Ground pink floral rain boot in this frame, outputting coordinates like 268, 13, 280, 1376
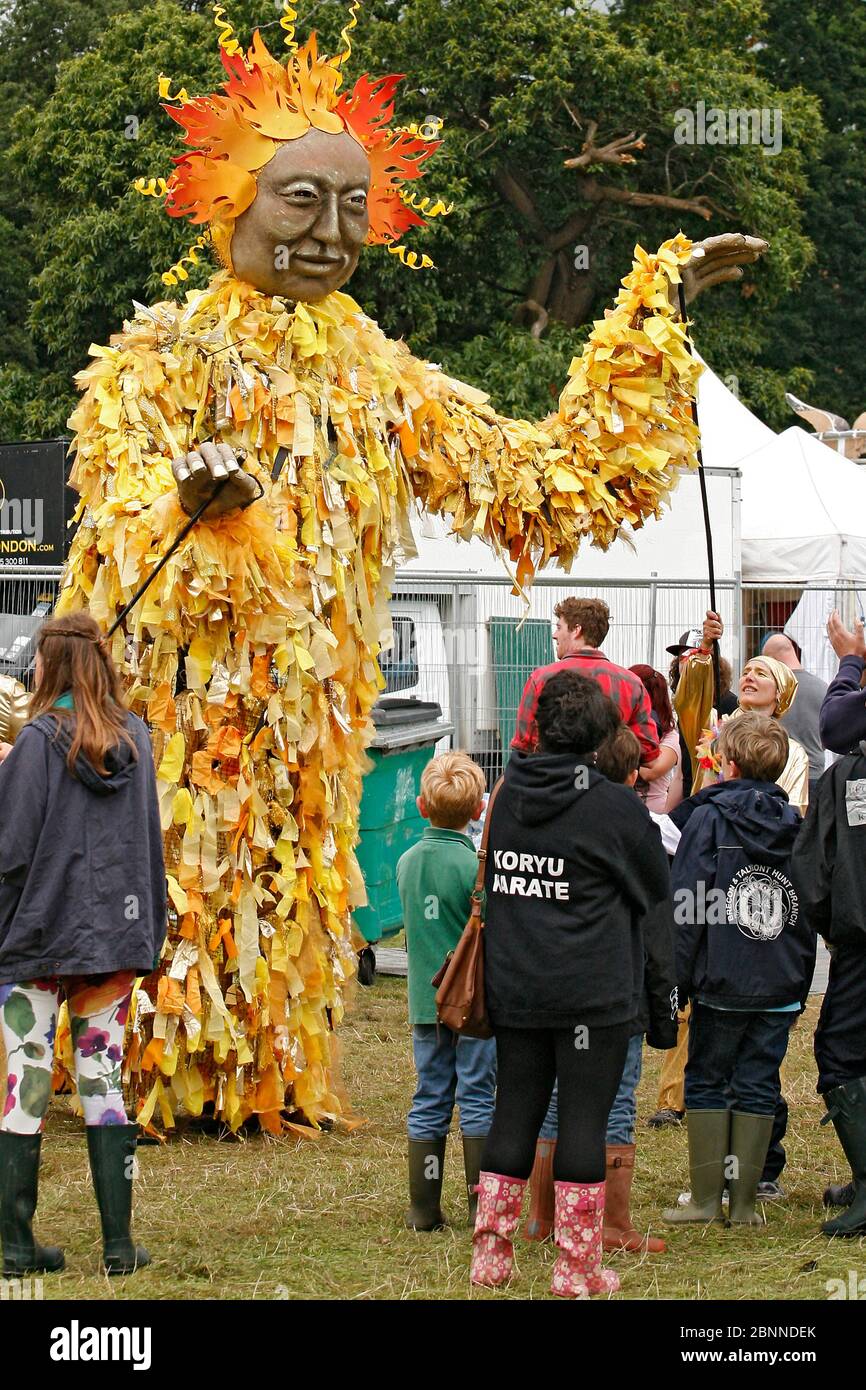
551, 1180, 621, 1299
470, 1171, 527, 1288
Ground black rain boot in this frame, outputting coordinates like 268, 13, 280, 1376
405, 1137, 447, 1231
86, 1125, 151, 1274
820, 1079, 866, 1237
823, 1181, 856, 1208
0, 1130, 65, 1275
461, 1136, 487, 1224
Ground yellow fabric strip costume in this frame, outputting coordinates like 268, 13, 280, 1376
56, 18, 704, 1132
57, 246, 701, 1131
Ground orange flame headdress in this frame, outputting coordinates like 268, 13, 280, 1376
138, 3, 452, 284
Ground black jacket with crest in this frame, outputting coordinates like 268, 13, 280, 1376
793, 745, 866, 950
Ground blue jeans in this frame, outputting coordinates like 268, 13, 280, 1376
408, 1024, 497, 1140
685, 1003, 796, 1114
538, 1032, 644, 1145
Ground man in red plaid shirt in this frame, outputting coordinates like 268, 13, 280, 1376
511, 597, 660, 764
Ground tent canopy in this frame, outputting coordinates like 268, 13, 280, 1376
697, 364, 866, 583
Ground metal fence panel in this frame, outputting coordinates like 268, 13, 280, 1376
390, 574, 743, 782
1, 566, 854, 779
0, 567, 62, 682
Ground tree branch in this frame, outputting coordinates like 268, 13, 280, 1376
547, 209, 594, 254
580, 177, 716, 220
561, 100, 586, 133
563, 129, 646, 171
493, 167, 547, 238
513, 298, 550, 339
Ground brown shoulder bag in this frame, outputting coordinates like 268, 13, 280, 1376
431, 777, 503, 1038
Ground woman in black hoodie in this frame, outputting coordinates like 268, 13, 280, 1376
0, 613, 166, 1278
470, 672, 673, 1297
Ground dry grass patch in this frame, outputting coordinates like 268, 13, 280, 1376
31, 986, 864, 1301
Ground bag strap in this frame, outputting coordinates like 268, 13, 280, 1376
471, 775, 504, 903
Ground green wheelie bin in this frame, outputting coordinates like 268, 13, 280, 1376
353, 698, 454, 954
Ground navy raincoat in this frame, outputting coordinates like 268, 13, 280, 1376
0, 711, 166, 983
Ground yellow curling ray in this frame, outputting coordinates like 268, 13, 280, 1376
158, 74, 189, 104
212, 3, 242, 57
279, 0, 299, 53
388, 243, 435, 270
333, 0, 361, 85
161, 234, 211, 287
399, 191, 453, 217
134, 177, 170, 199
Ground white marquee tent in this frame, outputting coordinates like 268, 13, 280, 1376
697, 361, 866, 681
697, 363, 866, 585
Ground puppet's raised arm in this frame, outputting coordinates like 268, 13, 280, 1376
405, 234, 747, 589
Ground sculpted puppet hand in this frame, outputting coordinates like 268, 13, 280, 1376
679, 232, 768, 305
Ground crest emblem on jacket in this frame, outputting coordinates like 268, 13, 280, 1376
726, 865, 798, 942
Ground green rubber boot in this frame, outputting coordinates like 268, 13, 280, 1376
405, 1137, 447, 1231
821, 1079, 866, 1237
0, 1131, 65, 1276
663, 1109, 730, 1223
86, 1125, 151, 1275
461, 1136, 487, 1224
728, 1111, 774, 1226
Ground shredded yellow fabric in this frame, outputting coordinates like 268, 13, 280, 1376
57, 234, 702, 1131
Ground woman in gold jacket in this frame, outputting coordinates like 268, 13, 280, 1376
0, 675, 29, 757
674, 622, 809, 816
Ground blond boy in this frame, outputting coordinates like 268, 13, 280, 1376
396, 752, 494, 1230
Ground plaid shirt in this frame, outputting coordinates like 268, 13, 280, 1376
511, 649, 661, 763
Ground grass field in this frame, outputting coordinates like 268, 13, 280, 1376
30, 982, 865, 1301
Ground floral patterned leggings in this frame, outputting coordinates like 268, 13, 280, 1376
0, 971, 134, 1134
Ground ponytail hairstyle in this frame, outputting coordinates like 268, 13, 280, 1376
630, 663, 675, 737
29, 612, 137, 776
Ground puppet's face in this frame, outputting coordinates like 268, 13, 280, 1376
229, 128, 371, 301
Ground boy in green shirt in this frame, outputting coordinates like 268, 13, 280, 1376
397, 751, 496, 1230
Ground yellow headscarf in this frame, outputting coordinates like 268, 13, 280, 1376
742, 655, 798, 719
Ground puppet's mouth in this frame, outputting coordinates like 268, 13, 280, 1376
293, 254, 343, 272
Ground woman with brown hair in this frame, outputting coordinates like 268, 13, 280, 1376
629, 663, 681, 812
0, 613, 166, 1278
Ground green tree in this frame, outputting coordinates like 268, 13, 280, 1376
0, 0, 134, 435
757, 0, 866, 429
0, 0, 823, 439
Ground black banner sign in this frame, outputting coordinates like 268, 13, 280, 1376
0, 438, 73, 567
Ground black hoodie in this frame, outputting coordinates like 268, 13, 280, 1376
793, 745, 866, 949
670, 780, 816, 1010
0, 712, 167, 983
483, 751, 674, 1030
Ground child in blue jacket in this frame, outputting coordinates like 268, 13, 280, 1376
663, 713, 816, 1227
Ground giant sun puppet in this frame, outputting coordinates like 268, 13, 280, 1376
55, 3, 765, 1131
